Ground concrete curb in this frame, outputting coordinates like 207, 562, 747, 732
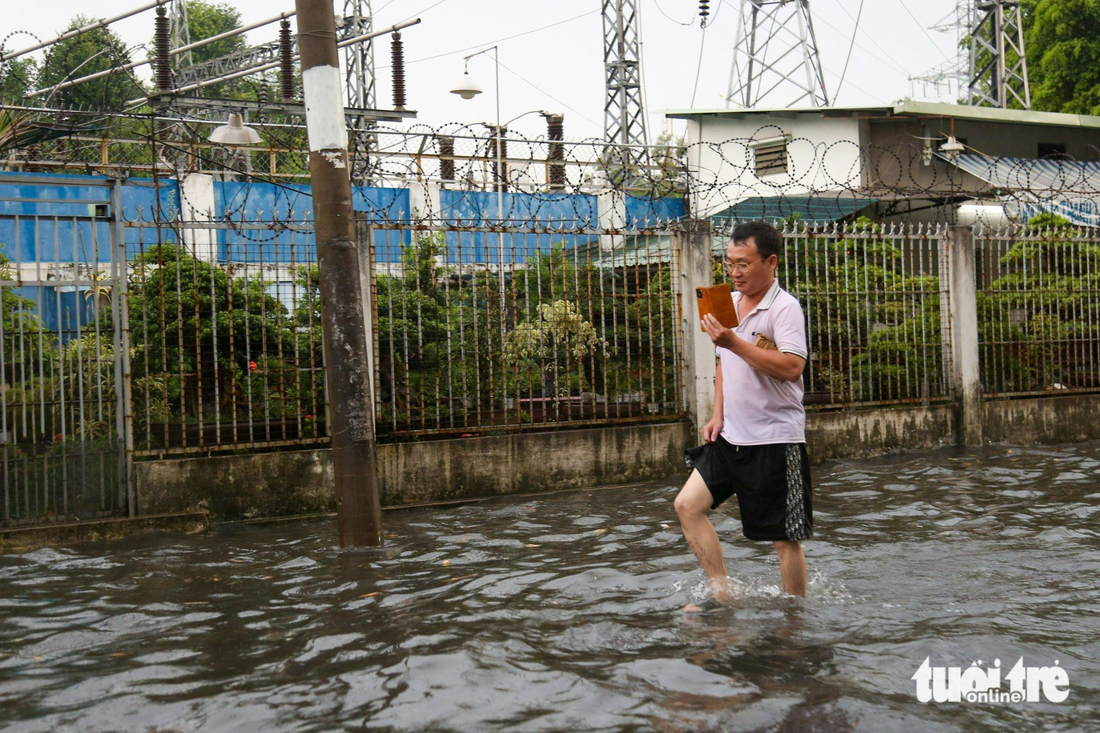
0, 512, 210, 554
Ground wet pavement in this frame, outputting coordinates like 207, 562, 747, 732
1, 442, 1099, 732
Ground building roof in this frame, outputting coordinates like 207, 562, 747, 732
711, 194, 877, 223
662, 101, 1100, 130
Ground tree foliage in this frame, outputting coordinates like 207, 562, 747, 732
0, 58, 37, 104
180, 1, 248, 65
37, 17, 145, 110
1023, 0, 1100, 114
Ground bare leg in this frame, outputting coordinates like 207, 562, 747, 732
774, 540, 807, 596
674, 469, 730, 611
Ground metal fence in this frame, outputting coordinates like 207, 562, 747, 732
722, 221, 954, 409
119, 205, 687, 454
0, 176, 131, 526
121, 207, 328, 456
976, 224, 1100, 397
7, 169, 1100, 529
370, 220, 685, 437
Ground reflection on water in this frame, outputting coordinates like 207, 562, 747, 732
1, 443, 1099, 732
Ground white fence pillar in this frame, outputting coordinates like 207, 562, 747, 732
946, 225, 983, 445
598, 190, 626, 251
676, 219, 716, 436
179, 173, 217, 262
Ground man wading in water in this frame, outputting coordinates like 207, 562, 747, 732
674, 221, 813, 612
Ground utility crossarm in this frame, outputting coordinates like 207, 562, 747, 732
173, 38, 292, 89
127, 17, 420, 107
25, 11, 298, 98
147, 94, 414, 122
0, 0, 172, 62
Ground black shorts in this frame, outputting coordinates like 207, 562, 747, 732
684, 438, 813, 542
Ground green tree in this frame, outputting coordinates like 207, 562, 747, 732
0, 57, 37, 104
1023, 0, 1100, 114
121, 244, 319, 447
504, 300, 604, 398
784, 219, 945, 403
180, 1, 247, 64
978, 214, 1100, 393
171, 1, 263, 100
37, 17, 145, 110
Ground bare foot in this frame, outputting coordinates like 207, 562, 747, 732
683, 598, 725, 613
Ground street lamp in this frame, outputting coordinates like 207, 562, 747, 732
209, 113, 262, 180
450, 46, 503, 214
208, 113, 263, 145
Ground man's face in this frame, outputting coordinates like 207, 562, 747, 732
725, 237, 776, 296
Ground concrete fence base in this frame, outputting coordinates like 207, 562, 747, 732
134, 394, 1100, 522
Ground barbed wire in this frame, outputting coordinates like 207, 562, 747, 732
4, 107, 1100, 229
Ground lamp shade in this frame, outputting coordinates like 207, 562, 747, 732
450, 71, 483, 100
209, 113, 262, 145
939, 136, 965, 156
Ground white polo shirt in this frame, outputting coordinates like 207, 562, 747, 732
718, 279, 808, 445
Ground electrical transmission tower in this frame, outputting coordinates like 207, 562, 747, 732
910, 1, 1030, 109
603, 0, 648, 151
726, 0, 829, 109
342, 0, 376, 110
169, 0, 193, 70
968, 1, 1030, 109
342, 0, 380, 184
909, 1, 969, 101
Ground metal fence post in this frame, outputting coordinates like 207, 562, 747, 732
946, 225, 983, 445
358, 224, 377, 419
110, 178, 135, 516
676, 219, 716, 437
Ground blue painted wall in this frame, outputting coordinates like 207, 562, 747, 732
0, 173, 683, 331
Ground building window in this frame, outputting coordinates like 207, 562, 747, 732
752, 136, 789, 176
1038, 142, 1068, 159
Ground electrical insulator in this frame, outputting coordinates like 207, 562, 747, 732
391, 31, 407, 111
279, 19, 295, 102
699, 1, 710, 27
438, 136, 455, 181
154, 5, 172, 93
545, 114, 565, 191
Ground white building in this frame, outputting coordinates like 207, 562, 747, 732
665, 101, 1100, 226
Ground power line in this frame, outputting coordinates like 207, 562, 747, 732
395, 0, 451, 26
690, 25, 707, 108
495, 58, 600, 127
833, 0, 866, 102
896, 0, 953, 62
809, 0, 909, 77
381, 9, 599, 68
651, 0, 694, 26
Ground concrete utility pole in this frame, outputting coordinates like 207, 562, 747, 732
295, 0, 383, 548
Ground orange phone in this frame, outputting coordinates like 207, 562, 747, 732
696, 283, 739, 331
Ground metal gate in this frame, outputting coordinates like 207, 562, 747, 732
0, 175, 131, 527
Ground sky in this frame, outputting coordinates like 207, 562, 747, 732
5, 0, 963, 141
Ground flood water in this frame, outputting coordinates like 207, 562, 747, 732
2, 443, 1099, 732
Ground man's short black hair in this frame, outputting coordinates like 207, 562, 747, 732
731, 221, 783, 262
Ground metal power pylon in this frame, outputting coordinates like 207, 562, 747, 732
726, 0, 829, 109
909, 0, 970, 101
603, 0, 648, 149
342, 0, 376, 109
342, 0, 379, 183
968, 1, 1030, 109
168, 0, 194, 71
